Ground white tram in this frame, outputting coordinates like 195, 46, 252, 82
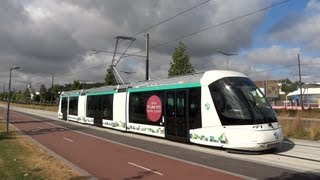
58, 70, 283, 151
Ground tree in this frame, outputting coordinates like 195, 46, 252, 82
105, 66, 117, 85
52, 84, 63, 95
33, 90, 40, 102
39, 84, 47, 103
12, 90, 20, 102
168, 42, 195, 77
11, 90, 17, 103
71, 80, 81, 90
279, 78, 298, 95
0, 92, 5, 101
47, 84, 63, 104
22, 87, 30, 103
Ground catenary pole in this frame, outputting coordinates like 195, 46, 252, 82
50, 73, 54, 105
298, 53, 304, 110
146, 33, 149, 81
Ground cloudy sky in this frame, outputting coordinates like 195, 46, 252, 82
0, 0, 319, 91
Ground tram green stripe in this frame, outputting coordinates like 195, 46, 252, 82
61, 83, 200, 96
87, 91, 116, 96
128, 82, 200, 92
62, 93, 79, 97
61, 90, 116, 97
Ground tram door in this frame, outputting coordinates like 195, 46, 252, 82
61, 97, 68, 120
165, 90, 189, 141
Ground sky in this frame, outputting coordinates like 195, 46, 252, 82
0, 0, 319, 91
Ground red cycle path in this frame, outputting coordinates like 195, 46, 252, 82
1, 109, 245, 179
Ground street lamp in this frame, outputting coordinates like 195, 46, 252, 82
217, 50, 238, 70
6, 66, 20, 132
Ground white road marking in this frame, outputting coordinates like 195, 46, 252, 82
63, 137, 74, 142
128, 162, 163, 176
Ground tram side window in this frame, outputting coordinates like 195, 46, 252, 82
176, 94, 186, 117
189, 88, 201, 129
129, 91, 164, 125
87, 96, 94, 117
102, 95, 113, 120
87, 95, 113, 120
87, 95, 102, 118
166, 96, 174, 117
61, 97, 68, 111
69, 97, 78, 116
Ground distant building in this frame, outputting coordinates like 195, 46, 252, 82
255, 80, 320, 109
254, 80, 283, 107
254, 80, 284, 97
287, 85, 320, 108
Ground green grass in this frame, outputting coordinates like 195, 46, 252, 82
0, 129, 44, 180
0, 121, 83, 180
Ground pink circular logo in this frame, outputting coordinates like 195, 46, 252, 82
146, 95, 162, 122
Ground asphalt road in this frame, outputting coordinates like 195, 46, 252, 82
1, 108, 319, 179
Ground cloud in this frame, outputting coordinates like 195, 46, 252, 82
63, 0, 266, 57
307, 0, 320, 13
1, 0, 317, 91
238, 46, 320, 83
245, 45, 301, 65
192, 45, 303, 82
267, 0, 320, 50
0, 0, 84, 88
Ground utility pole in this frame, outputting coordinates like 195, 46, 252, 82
2, 84, 5, 100
264, 72, 268, 97
298, 53, 304, 110
146, 33, 149, 81
50, 73, 54, 105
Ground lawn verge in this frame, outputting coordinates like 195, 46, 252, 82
0, 120, 86, 180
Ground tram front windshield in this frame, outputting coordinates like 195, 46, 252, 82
209, 77, 277, 125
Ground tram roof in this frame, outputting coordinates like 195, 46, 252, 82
61, 70, 246, 96
128, 70, 245, 89
127, 72, 203, 92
